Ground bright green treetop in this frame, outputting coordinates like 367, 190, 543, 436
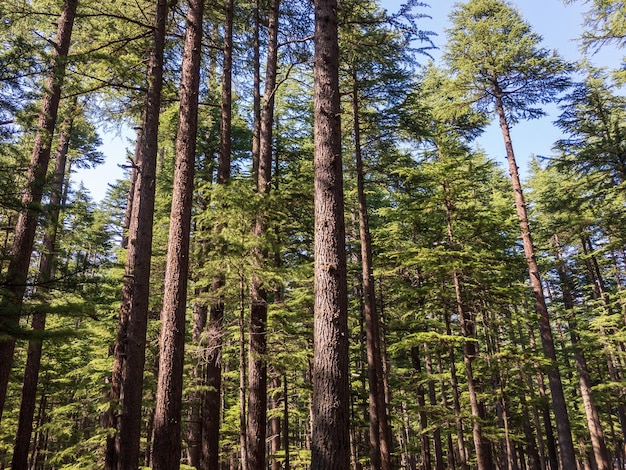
444, 0, 572, 124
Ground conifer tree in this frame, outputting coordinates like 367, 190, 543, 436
311, 0, 350, 466
104, 0, 167, 467
0, 0, 78, 420
445, 1, 576, 467
151, 0, 203, 467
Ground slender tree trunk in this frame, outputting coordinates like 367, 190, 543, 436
239, 272, 249, 470
251, 0, 261, 182
0, 0, 77, 419
188, 296, 207, 468
412, 348, 432, 470
151, 0, 203, 467
494, 92, 577, 470
200, 1, 233, 464
424, 345, 445, 470
311, 0, 350, 466
351, 72, 392, 470
105, 0, 167, 466
444, 312, 469, 470
12, 104, 74, 468
270, 374, 282, 470
443, 181, 494, 470
247, 1, 280, 468
283, 373, 290, 470
553, 237, 611, 470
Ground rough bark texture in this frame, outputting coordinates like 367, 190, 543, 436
554, 238, 610, 470
151, 0, 203, 467
443, 184, 495, 470
12, 105, 74, 468
0, 0, 77, 419
200, 0, 232, 465
352, 79, 392, 470
495, 93, 577, 470
105, 0, 167, 466
247, 0, 280, 467
311, 0, 350, 466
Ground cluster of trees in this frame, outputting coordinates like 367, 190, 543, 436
0, 0, 625, 469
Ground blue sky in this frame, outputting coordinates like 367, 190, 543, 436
75, 0, 621, 201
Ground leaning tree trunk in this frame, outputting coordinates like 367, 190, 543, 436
494, 91, 577, 470
104, 0, 167, 467
151, 0, 203, 467
12, 103, 75, 468
311, 0, 350, 466
0, 0, 77, 420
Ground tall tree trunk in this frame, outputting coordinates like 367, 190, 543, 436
494, 92, 577, 470
247, 0, 280, 468
444, 312, 469, 470
104, 0, 167, 466
424, 345, 445, 470
201, 0, 233, 464
151, 0, 203, 467
239, 272, 249, 470
12, 104, 74, 468
311, 0, 350, 466
411, 348, 432, 470
443, 181, 494, 470
554, 237, 611, 470
270, 374, 282, 470
351, 72, 392, 470
188, 297, 207, 468
0, 0, 77, 419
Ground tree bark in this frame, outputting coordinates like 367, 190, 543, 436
494, 92, 577, 470
104, 0, 167, 466
311, 0, 350, 466
352, 72, 392, 470
0, 0, 77, 420
247, 0, 280, 467
554, 237, 611, 470
151, 0, 203, 467
12, 104, 74, 468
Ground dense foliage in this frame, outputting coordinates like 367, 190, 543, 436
0, 0, 625, 469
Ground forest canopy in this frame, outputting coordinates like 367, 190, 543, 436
0, 0, 625, 469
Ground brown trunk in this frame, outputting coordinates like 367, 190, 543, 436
251, 0, 261, 181
187, 297, 207, 468
200, 1, 232, 463
311, 0, 350, 466
494, 92, 576, 470
247, 1, 280, 468
105, 0, 167, 467
554, 237, 611, 470
0, 0, 77, 419
151, 0, 203, 467
283, 374, 290, 469
411, 348, 431, 470
270, 374, 282, 470
201, 278, 225, 469
239, 273, 249, 470
424, 346, 445, 470
444, 312, 469, 470
443, 182, 494, 470
352, 72, 392, 470
12, 104, 74, 468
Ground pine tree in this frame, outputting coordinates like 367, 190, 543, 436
311, 0, 350, 466
445, 1, 576, 467
151, 0, 203, 467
